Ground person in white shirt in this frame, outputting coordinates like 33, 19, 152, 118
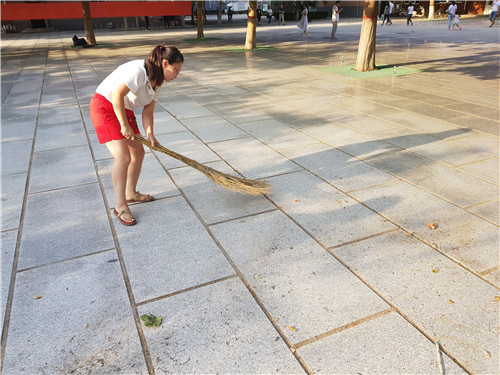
90, 45, 183, 226
446, 1, 458, 29
331, 1, 343, 39
452, 14, 462, 30
489, 0, 500, 27
407, 3, 414, 26
267, 6, 273, 24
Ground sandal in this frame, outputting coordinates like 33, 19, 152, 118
126, 191, 155, 203
113, 208, 137, 226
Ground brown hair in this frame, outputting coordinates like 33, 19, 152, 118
145, 45, 184, 88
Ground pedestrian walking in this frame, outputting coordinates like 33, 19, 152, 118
331, 1, 342, 39
452, 14, 462, 30
257, 5, 262, 25
297, 4, 309, 35
89, 45, 183, 226
446, 1, 457, 30
144, 16, 150, 30
227, 6, 233, 23
381, 3, 391, 26
267, 6, 273, 24
489, 0, 500, 27
278, 4, 286, 25
407, 3, 414, 26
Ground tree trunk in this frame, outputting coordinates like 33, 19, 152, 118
428, 0, 435, 19
82, 1, 96, 46
197, 1, 204, 39
244, 1, 257, 50
353, 1, 378, 72
218, 0, 222, 25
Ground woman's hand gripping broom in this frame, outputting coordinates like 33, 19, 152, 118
134, 135, 272, 195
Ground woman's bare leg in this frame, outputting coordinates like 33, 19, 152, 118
106, 139, 135, 224
125, 140, 146, 200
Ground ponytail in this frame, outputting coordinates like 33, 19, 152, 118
146, 45, 184, 88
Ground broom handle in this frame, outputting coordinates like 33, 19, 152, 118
134, 135, 206, 170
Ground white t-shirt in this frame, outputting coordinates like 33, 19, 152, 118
389, 2, 394, 13
453, 15, 460, 24
447, 4, 457, 15
408, 5, 414, 14
96, 60, 161, 111
493, 0, 500, 12
332, 5, 340, 21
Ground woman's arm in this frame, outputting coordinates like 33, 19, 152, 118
111, 82, 135, 139
142, 99, 158, 146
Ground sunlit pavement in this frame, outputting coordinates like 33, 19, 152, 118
1, 16, 498, 374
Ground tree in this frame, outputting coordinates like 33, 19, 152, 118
218, 0, 222, 25
353, 1, 378, 71
82, 1, 96, 46
196, 0, 204, 39
244, 0, 257, 50
428, 0, 435, 19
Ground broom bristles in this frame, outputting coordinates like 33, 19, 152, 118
134, 135, 272, 195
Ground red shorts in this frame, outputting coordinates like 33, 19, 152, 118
89, 93, 140, 144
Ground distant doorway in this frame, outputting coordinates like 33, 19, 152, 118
30, 19, 46, 28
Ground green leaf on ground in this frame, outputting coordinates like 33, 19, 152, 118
140, 313, 162, 327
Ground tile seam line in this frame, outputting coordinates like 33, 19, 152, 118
173, 83, 498, 282
145, 148, 313, 375
0, 46, 30, 106
293, 308, 395, 349
65, 44, 155, 375
0, 37, 45, 372
326, 243, 475, 375
16, 247, 116, 274
285, 165, 500, 290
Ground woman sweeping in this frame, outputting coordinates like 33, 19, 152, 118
90, 45, 183, 226
297, 4, 309, 35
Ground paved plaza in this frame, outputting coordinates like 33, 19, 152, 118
1, 15, 499, 374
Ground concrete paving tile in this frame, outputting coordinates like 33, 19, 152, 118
1, 139, 33, 176
169, 161, 275, 225
351, 181, 499, 272
34, 121, 88, 152
210, 210, 389, 343
1, 230, 17, 324
450, 134, 499, 157
0, 117, 36, 143
467, 199, 500, 226
380, 112, 467, 135
443, 101, 499, 122
209, 137, 303, 180
448, 116, 500, 137
457, 158, 499, 186
237, 118, 318, 150
2, 251, 148, 375
2, 81, 43, 109
136, 110, 186, 135
333, 231, 500, 375
1, 172, 26, 231
29, 145, 97, 193
180, 115, 248, 143
157, 99, 214, 120
38, 105, 83, 126
341, 114, 403, 134
206, 102, 270, 124
40, 90, 79, 108
298, 311, 468, 375
371, 128, 489, 167
154, 131, 221, 169
267, 170, 396, 247
365, 149, 499, 207
96, 153, 180, 205
256, 104, 331, 129
281, 143, 397, 192
115, 196, 234, 303
138, 277, 305, 374
18, 183, 114, 269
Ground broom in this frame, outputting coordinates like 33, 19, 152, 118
134, 134, 272, 196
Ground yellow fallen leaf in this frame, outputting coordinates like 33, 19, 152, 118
494, 296, 500, 302
294, 199, 300, 202
34, 295, 42, 299
484, 350, 491, 358
287, 326, 296, 332
448, 300, 454, 304
426, 222, 438, 230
